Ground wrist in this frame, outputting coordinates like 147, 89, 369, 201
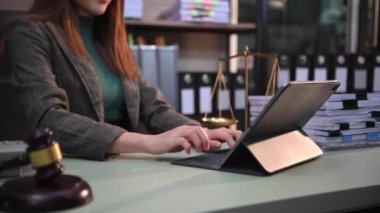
203, 127, 211, 137
109, 132, 151, 154
139, 134, 153, 154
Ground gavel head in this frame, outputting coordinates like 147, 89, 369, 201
25, 128, 64, 183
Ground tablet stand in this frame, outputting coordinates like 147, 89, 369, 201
246, 130, 323, 173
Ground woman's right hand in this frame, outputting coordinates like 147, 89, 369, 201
109, 125, 221, 155
144, 125, 221, 155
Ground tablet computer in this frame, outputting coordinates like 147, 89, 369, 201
172, 80, 341, 175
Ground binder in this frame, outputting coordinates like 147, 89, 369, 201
217, 73, 231, 112
312, 54, 329, 81
331, 54, 350, 93
351, 54, 370, 92
372, 54, 380, 92
139, 45, 159, 87
178, 72, 196, 115
196, 72, 216, 115
293, 54, 311, 81
158, 45, 179, 110
276, 54, 292, 89
231, 72, 246, 130
130, 45, 140, 67
230, 72, 245, 110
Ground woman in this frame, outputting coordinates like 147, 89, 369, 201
4, 0, 241, 160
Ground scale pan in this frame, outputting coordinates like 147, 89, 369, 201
202, 117, 238, 128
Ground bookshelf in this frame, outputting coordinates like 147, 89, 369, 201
125, 19, 256, 130
125, 19, 256, 72
125, 19, 256, 33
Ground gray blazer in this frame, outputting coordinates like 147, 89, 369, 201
6, 19, 199, 160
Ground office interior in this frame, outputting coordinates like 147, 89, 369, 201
1, 0, 380, 212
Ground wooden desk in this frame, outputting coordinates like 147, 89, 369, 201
52, 146, 380, 213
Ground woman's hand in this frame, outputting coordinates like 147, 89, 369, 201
145, 126, 242, 154
204, 127, 242, 148
145, 125, 213, 154
109, 125, 242, 155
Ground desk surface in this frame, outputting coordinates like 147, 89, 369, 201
2, 147, 380, 213
53, 146, 380, 213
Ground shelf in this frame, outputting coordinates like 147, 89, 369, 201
125, 19, 256, 33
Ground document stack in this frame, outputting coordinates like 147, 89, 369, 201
160, 0, 231, 24
248, 95, 273, 122
303, 93, 380, 149
124, 0, 143, 19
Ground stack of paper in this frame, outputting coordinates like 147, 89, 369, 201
160, 0, 231, 24
304, 93, 380, 149
248, 95, 273, 122
124, 0, 143, 19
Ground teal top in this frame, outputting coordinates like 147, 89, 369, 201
79, 17, 126, 126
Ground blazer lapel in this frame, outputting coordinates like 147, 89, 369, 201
122, 78, 140, 130
44, 22, 104, 121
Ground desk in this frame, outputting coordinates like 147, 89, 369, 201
57, 146, 380, 213
3, 147, 380, 213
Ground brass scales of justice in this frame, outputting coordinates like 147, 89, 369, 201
201, 46, 281, 130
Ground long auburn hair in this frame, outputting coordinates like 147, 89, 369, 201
27, 0, 138, 79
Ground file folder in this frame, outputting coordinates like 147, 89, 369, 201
178, 72, 196, 115
139, 45, 159, 87
352, 54, 370, 92
293, 54, 311, 81
158, 45, 179, 110
276, 54, 292, 89
312, 54, 328, 81
372, 54, 380, 92
331, 54, 350, 93
196, 72, 216, 114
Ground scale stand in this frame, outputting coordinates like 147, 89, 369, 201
202, 46, 280, 130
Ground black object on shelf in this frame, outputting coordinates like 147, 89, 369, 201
0, 129, 93, 212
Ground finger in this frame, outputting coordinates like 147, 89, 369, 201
185, 131, 203, 153
209, 140, 221, 150
185, 126, 209, 151
198, 127, 210, 151
231, 129, 242, 140
218, 129, 241, 146
174, 126, 200, 152
207, 128, 236, 147
188, 126, 210, 152
223, 134, 236, 148
178, 138, 192, 154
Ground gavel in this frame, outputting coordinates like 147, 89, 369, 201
0, 128, 93, 212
